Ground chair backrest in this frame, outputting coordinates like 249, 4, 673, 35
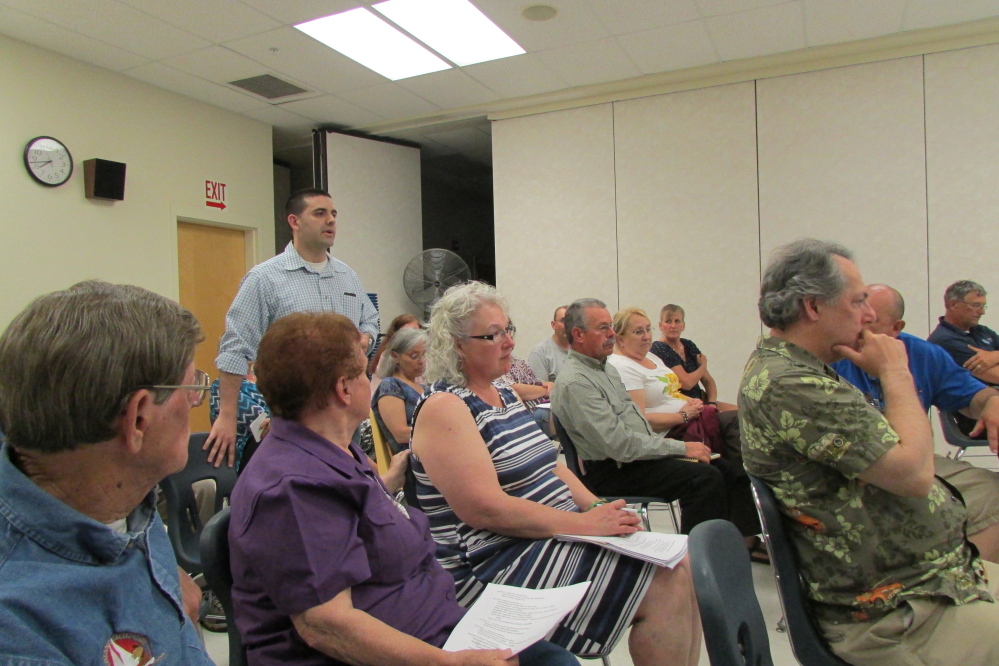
368, 411, 393, 476
159, 432, 238, 574
200, 507, 246, 666
552, 416, 584, 478
689, 519, 774, 666
748, 475, 850, 666
938, 409, 987, 450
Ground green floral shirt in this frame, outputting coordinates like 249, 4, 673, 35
739, 336, 991, 624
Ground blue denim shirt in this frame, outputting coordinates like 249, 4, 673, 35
0, 444, 212, 665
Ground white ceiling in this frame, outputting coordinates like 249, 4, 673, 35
4, 0, 999, 166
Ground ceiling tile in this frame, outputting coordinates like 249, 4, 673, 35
0, 5, 150, 71
241, 104, 317, 131
705, 1, 805, 61
903, 0, 999, 31
463, 52, 568, 98
236, 0, 359, 25
162, 45, 310, 92
534, 37, 643, 88
617, 19, 719, 74
3, 0, 209, 59
804, 0, 907, 47
396, 69, 499, 109
337, 83, 441, 121
116, 0, 280, 43
695, 0, 791, 18
276, 94, 386, 127
224, 27, 386, 94
472, 0, 610, 51
588, 0, 701, 34
123, 61, 268, 112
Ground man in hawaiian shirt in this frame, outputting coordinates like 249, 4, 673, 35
740, 238, 999, 665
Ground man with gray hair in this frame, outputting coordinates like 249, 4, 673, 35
741, 239, 999, 665
928, 279, 999, 384
0, 281, 214, 664
552, 298, 759, 538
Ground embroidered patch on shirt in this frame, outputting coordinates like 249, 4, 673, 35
103, 633, 162, 666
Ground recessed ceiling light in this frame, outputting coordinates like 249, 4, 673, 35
522, 5, 557, 22
374, 0, 525, 67
295, 8, 451, 81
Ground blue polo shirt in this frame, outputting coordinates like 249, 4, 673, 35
0, 444, 212, 665
832, 332, 986, 413
928, 316, 999, 369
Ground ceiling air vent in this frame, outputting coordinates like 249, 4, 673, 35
228, 74, 309, 100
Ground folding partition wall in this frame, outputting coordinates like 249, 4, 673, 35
495, 43, 999, 403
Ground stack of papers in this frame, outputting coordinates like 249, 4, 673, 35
554, 531, 688, 568
443, 582, 591, 655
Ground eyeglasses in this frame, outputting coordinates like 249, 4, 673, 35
137, 369, 212, 407
467, 324, 516, 343
961, 300, 988, 311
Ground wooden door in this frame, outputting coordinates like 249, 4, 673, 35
177, 222, 249, 432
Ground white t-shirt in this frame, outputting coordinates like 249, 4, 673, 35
608, 352, 687, 414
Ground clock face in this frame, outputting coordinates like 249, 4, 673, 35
24, 136, 73, 187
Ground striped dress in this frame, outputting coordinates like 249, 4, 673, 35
411, 380, 655, 656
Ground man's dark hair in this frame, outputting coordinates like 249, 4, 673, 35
759, 238, 854, 329
286, 188, 332, 218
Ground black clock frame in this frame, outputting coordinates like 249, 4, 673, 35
24, 135, 73, 187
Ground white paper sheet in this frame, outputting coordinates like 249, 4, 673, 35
442, 581, 591, 655
249, 412, 268, 442
554, 531, 687, 568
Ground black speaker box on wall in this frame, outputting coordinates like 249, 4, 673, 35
83, 158, 126, 201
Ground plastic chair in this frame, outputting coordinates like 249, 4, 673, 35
553, 416, 677, 533
200, 507, 246, 666
938, 409, 990, 460
748, 475, 850, 666
368, 410, 418, 508
689, 519, 774, 666
159, 432, 238, 575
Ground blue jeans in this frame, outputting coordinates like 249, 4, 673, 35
520, 640, 579, 665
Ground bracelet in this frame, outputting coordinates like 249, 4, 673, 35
681, 411, 690, 423
587, 498, 608, 511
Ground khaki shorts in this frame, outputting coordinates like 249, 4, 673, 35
820, 561, 999, 666
934, 454, 999, 535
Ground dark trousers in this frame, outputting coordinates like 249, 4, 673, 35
583, 455, 759, 536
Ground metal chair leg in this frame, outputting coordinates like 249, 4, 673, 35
638, 504, 651, 532
601, 656, 612, 666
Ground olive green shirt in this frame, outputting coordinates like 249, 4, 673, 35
739, 335, 991, 623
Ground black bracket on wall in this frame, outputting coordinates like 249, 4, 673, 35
312, 128, 328, 191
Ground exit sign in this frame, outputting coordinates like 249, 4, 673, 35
205, 180, 227, 210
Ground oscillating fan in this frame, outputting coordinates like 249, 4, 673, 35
403, 249, 471, 318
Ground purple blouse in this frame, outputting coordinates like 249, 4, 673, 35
229, 417, 465, 665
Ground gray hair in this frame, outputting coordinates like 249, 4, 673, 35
0, 281, 202, 453
564, 298, 606, 346
375, 326, 428, 379
944, 280, 987, 305
759, 238, 854, 329
424, 282, 509, 387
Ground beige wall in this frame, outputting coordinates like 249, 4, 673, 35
494, 43, 999, 406
0, 34, 273, 329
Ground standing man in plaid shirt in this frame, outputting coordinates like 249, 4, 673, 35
206, 188, 379, 466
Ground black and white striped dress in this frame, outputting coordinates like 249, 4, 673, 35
411, 381, 655, 656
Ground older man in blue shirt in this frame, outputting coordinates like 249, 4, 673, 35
0, 281, 213, 664
833, 283, 999, 562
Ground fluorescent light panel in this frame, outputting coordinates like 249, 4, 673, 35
374, 0, 525, 67
295, 7, 450, 81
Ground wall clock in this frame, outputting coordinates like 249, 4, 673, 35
24, 136, 73, 187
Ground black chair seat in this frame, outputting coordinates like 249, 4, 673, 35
749, 475, 850, 666
690, 519, 774, 666
159, 432, 238, 575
